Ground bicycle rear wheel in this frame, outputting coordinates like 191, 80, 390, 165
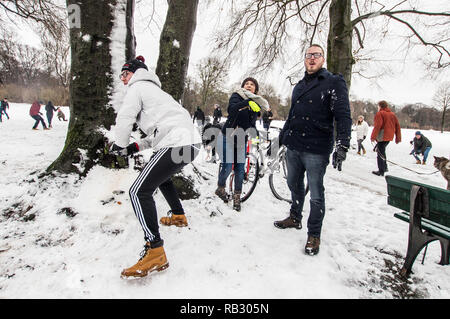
228, 153, 259, 202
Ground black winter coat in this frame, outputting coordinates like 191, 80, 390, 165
221, 93, 258, 135
45, 102, 58, 114
213, 107, 222, 120
280, 68, 352, 155
413, 135, 432, 153
193, 109, 205, 123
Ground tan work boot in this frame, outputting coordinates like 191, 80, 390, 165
357, 151, 361, 155
215, 186, 229, 203
233, 191, 241, 212
422, 160, 426, 165
160, 211, 188, 227
362, 149, 366, 155
121, 243, 169, 278
416, 160, 421, 164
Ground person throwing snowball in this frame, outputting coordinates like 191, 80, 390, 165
110, 56, 202, 279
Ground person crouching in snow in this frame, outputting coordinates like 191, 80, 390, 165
110, 56, 202, 279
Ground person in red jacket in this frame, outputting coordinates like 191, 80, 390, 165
370, 100, 401, 176
29, 100, 49, 130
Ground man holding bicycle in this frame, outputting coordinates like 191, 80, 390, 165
275, 44, 352, 256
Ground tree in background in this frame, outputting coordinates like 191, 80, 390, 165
433, 82, 450, 133
156, 0, 199, 103
196, 56, 229, 114
214, 0, 450, 91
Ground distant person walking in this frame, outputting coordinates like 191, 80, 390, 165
262, 107, 273, 131
213, 104, 222, 124
370, 100, 401, 176
355, 115, 369, 155
0, 97, 9, 122
193, 107, 205, 132
45, 101, 58, 128
29, 100, 49, 130
410, 131, 432, 165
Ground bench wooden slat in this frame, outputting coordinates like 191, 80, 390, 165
386, 175, 450, 228
394, 212, 450, 240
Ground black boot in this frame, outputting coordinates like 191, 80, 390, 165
372, 170, 384, 176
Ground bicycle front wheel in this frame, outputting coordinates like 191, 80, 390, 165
229, 153, 259, 203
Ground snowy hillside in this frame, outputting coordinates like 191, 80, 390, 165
0, 103, 449, 299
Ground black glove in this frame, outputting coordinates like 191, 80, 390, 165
126, 142, 139, 155
332, 144, 348, 171
110, 142, 139, 157
363, 135, 366, 140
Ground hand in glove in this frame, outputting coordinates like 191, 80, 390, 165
363, 135, 366, 140
248, 101, 261, 113
332, 144, 348, 171
110, 142, 139, 157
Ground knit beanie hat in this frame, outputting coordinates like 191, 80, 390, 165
121, 55, 148, 73
241, 77, 259, 94
415, 131, 421, 136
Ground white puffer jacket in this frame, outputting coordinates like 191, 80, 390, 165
114, 68, 201, 150
355, 121, 369, 140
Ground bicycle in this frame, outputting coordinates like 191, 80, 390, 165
220, 127, 308, 203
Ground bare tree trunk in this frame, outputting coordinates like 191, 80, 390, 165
156, 0, 199, 103
154, 0, 200, 199
48, 0, 129, 175
326, 0, 354, 89
125, 0, 136, 61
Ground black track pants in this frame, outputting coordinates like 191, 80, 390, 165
129, 144, 200, 243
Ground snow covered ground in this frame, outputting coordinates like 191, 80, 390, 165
0, 103, 449, 299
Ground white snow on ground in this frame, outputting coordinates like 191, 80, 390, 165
0, 103, 449, 298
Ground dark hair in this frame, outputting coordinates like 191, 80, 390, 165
241, 77, 259, 94
378, 100, 389, 109
308, 44, 325, 55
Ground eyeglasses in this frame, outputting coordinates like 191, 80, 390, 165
305, 52, 323, 59
120, 70, 130, 79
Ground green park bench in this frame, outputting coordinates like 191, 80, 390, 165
386, 175, 450, 277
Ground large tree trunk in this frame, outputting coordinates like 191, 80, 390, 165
155, 0, 200, 199
156, 0, 199, 103
327, 0, 354, 90
125, 0, 136, 61
48, 0, 132, 175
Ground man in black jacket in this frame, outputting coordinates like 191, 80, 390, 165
274, 44, 352, 256
213, 104, 222, 124
193, 107, 205, 133
410, 131, 432, 165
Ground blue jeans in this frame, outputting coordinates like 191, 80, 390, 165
217, 134, 247, 192
411, 147, 431, 162
286, 148, 329, 237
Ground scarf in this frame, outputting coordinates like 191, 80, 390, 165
235, 88, 269, 111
